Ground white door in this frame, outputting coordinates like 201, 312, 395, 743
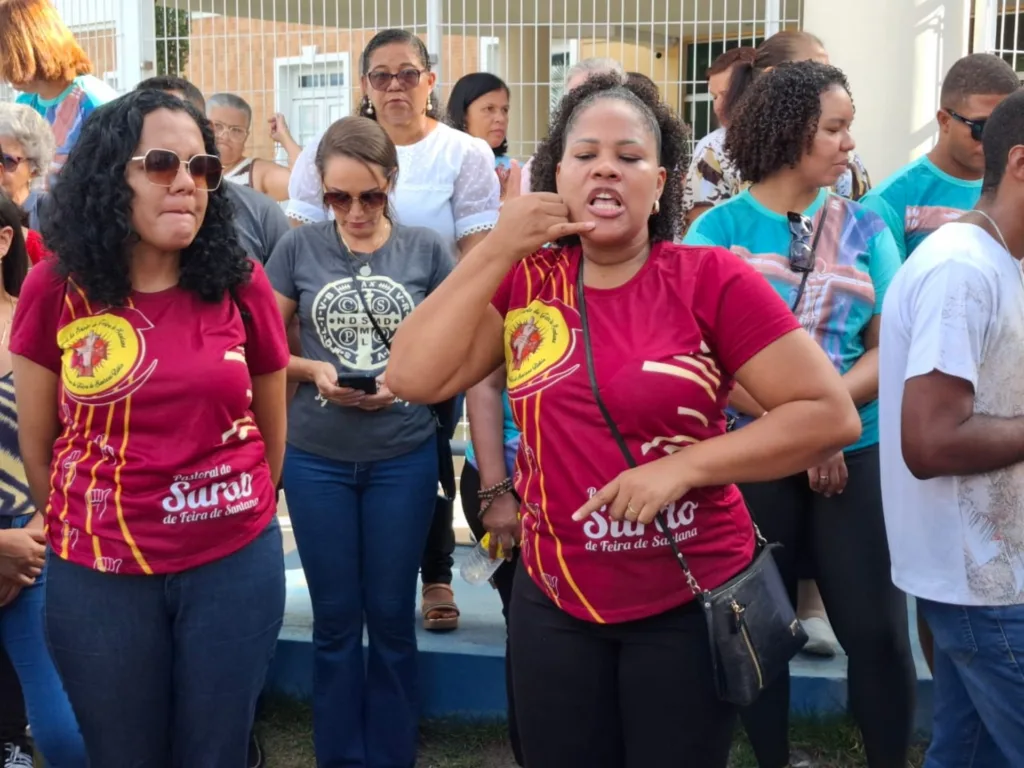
276, 56, 350, 164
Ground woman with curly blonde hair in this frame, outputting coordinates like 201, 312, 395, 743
0, 0, 117, 176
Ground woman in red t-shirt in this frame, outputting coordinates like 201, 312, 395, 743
9, 89, 289, 765
387, 75, 862, 767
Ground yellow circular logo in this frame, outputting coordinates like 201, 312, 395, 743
58, 315, 141, 397
504, 301, 572, 390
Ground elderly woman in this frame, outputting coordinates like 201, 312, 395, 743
10, 89, 289, 765
0, 0, 117, 176
0, 103, 54, 232
207, 93, 295, 201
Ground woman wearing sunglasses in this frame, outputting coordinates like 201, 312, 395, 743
9, 89, 289, 766
0, 104, 54, 235
684, 61, 913, 768
286, 28, 501, 634
266, 115, 451, 767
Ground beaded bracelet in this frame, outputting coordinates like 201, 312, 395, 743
477, 477, 514, 519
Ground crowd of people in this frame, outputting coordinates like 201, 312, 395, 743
0, 0, 1023, 766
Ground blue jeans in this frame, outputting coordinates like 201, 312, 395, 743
45, 518, 285, 767
0, 559, 85, 766
283, 438, 439, 768
919, 598, 1024, 767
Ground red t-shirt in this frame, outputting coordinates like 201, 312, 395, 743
9, 260, 289, 575
24, 230, 50, 266
492, 242, 801, 623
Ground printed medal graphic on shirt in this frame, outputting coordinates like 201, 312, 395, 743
312, 276, 414, 371
57, 308, 158, 405
504, 299, 580, 396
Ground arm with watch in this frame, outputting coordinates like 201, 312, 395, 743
466, 366, 520, 558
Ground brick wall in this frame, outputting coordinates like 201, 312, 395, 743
185, 15, 481, 163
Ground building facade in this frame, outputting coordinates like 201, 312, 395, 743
2, 0, 1023, 179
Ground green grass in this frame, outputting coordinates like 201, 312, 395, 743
257, 696, 929, 767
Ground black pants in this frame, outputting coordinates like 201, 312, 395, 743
0, 646, 26, 743
738, 444, 914, 768
460, 463, 523, 766
420, 396, 460, 585
510, 562, 735, 768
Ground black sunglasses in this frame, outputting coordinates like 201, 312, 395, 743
0, 152, 25, 174
130, 148, 223, 191
322, 189, 389, 213
946, 109, 986, 142
366, 68, 425, 92
786, 212, 816, 273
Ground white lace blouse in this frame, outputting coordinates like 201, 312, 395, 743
286, 121, 500, 257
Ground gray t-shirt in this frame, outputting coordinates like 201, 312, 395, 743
265, 221, 452, 462
225, 183, 290, 265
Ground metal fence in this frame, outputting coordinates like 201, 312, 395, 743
974, 0, 1024, 72
3, 0, 804, 160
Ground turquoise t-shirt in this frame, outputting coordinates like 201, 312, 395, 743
17, 74, 118, 176
860, 155, 981, 262
683, 188, 901, 451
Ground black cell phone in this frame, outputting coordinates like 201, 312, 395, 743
337, 375, 378, 395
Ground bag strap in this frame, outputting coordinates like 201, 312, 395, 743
334, 227, 444, 428
789, 200, 830, 313
575, 262, 706, 598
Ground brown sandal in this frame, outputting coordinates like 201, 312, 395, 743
421, 583, 460, 632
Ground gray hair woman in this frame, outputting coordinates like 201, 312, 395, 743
0, 104, 55, 230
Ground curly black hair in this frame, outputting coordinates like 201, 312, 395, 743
529, 72, 687, 245
41, 89, 252, 307
725, 60, 852, 185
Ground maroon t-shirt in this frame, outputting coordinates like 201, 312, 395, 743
492, 242, 801, 623
10, 260, 288, 575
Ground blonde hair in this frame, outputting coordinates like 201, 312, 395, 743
0, 0, 93, 85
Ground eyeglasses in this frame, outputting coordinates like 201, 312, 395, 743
366, 68, 425, 92
787, 212, 816, 272
0, 152, 25, 174
322, 190, 389, 213
211, 121, 249, 140
130, 148, 224, 191
946, 109, 986, 142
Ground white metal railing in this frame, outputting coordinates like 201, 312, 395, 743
3, 1, 803, 159
974, 0, 1024, 75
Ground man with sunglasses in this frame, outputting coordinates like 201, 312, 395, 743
862, 53, 1019, 263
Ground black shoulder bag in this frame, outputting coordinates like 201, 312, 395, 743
337, 243, 457, 502
575, 264, 806, 707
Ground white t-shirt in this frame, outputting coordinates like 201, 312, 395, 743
878, 221, 1024, 606
286, 121, 500, 259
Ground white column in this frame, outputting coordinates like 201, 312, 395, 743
764, 0, 782, 38
803, 0, 973, 180
426, 0, 444, 87
117, 0, 156, 91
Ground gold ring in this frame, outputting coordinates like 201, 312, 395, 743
626, 503, 638, 518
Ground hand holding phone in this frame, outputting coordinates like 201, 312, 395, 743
337, 375, 378, 395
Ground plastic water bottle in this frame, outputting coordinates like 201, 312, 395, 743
460, 533, 505, 585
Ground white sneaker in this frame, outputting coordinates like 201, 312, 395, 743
4, 742, 33, 768
801, 616, 839, 657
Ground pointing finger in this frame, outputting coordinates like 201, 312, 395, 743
572, 480, 617, 521
548, 221, 597, 240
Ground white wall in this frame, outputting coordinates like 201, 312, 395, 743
804, 0, 973, 181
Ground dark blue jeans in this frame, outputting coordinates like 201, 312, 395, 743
0, 545, 85, 766
45, 518, 285, 767
283, 438, 438, 768
920, 599, 1024, 767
